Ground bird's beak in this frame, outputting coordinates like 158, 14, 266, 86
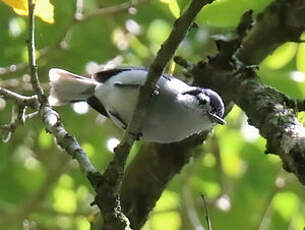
208, 112, 226, 125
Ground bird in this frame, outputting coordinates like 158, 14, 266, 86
48, 67, 225, 143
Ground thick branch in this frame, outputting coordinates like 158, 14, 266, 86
120, 0, 305, 226
237, 0, 305, 64
95, 1, 214, 229
229, 73, 305, 183
121, 134, 208, 229
191, 59, 305, 184
121, 0, 214, 148
190, 0, 305, 184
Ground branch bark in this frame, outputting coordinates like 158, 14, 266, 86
119, 0, 305, 227
2, 0, 304, 229
191, 0, 305, 183
25, 0, 101, 204
237, 0, 305, 64
94, 1, 214, 229
27, 0, 44, 100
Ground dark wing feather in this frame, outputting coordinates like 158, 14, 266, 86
87, 96, 109, 117
93, 67, 173, 83
93, 67, 148, 83
93, 69, 129, 83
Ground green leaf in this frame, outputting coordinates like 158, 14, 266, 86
82, 142, 95, 158
150, 212, 181, 230
190, 177, 221, 198
219, 130, 245, 178
38, 129, 52, 149
147, 19, 171, 45
76, 217, 90, 230
273, 192, 299, 220
297, 111, 305, 125
168, 0, 180, 18
154, 190, 180, 212
176, 0, 189, 12
262, 42, 298, 69
197, 0, 273, 27
53, 187, 77, 214
296, 32, 305, 73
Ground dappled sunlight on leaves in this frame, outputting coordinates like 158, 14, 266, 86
273, 192, 299, 220
296, 32, 305, 74
2, 0, 54, 23
262, 42, 298, 70
160, 0, 180, 18
53, 175, 77, 214
197, 0, 273, 27
1, 0, 305, 229
148, 212, 181, 230
147, 19, 171, 45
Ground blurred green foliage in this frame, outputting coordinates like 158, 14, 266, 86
0, 0, 304, 230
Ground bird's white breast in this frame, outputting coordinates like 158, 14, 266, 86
94, 70, 214, 143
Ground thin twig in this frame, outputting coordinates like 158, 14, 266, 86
27, 0, 44, 100
0, 63, 27, 76
25, 111, 39, 120
41, 106, 99, 176
0, 87, 38, 108
1, 0, 150, 78
211, 135, 226, 195
201, 194, 212, 230
26, 0, 99, 180
80, 0, 149, 22
0, 87, 38, 142
183, 187, 206, 230
0, 104, 25, 142
256, 171, 285, 230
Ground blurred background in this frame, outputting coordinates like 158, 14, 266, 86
0, 0, 304, 229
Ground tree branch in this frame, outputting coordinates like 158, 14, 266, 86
121, 134, 208, 229
190, 0, 305, 184
201, 194, 212, 230
237, 0, 305, 64
79, 0, 150, 22
0, 87, 38, 142
27, 0, 44, 100
0, 87, 38, 108
0, 0, 150, 79
26, 0, 101, 199
0, 63, 27, 76
93, 1, 215, 229
193, 64, 305, 184
119, 0, 305, 227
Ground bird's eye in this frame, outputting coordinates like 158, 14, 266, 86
198, 98, 207, 105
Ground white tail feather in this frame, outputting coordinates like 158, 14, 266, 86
48, 68, 97, 106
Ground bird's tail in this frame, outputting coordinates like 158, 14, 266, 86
48, 68, 97, 106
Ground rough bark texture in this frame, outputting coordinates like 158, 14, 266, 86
1, 0, 305, 229
121, 134, 208, 229
95, 1, 215, 229
120, 1, 305, 229
238, 0, 305, 64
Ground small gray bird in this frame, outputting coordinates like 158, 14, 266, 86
49, 67, 225, 143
